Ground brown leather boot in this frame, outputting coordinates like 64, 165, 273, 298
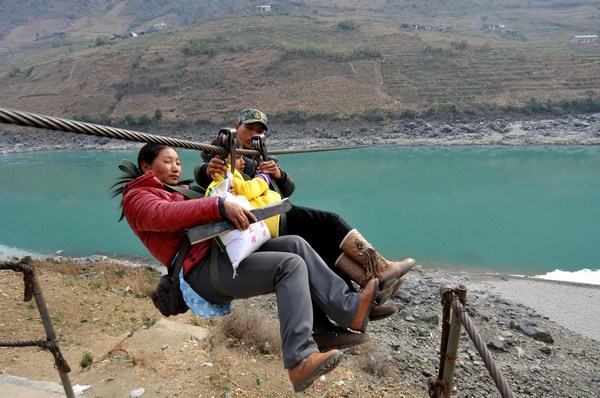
335, 252, 370, 286
288, 350, 343, 392
336, 253, 412, 304
339, 229, 416, 291
369, 303, 398, 321
313, 326, 370, 351
348, 278, 378, 333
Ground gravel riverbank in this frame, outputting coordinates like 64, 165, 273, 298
1, 113, 600, 153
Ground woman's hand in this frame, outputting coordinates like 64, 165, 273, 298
257, 160, 282, 179
224, 201, 257, 231
206, 156, 227, 180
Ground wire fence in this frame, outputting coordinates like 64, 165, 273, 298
428, 284, 515, 398
0, 257, 75, 398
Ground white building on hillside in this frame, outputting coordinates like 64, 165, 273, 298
569, 35, 598, 44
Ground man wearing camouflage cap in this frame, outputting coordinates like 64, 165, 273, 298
198, 108, 296, 198
195, 108, 415, 352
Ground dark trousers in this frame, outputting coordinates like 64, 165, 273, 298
283, 205, 356, 334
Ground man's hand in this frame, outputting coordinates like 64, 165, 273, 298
257, 160, 282, 179
224, 201, 257, 231
206, 156, 227, 180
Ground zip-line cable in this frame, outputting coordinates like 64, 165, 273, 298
0, 107, 372, 156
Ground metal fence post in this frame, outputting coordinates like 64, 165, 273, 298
441, 284, 467, 397
31, 275, 75, 398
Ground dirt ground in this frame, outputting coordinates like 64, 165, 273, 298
0, 259, 420, 397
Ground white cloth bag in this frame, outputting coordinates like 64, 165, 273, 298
208, 177, 271, 277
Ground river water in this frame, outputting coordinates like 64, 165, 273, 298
0, 146, 598, 281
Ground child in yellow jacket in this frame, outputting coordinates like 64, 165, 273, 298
207, 151, 281, 238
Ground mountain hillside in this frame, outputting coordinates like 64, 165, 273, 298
1, 0, 600, 127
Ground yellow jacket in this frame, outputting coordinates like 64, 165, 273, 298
208, 168, 281, 237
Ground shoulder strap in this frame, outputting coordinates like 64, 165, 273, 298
210, 240, 228, 296
166, 184, 205, 199
239, 171, 252, 181
170, 234, 191, 282
269, 180, 287, 235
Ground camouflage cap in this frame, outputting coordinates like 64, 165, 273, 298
238, 108, 268, 130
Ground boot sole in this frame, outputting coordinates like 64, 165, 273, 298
369, 305, 399, 321
379, 260, 415, 291
316, 333, 370, 352
292, 351, 344, 392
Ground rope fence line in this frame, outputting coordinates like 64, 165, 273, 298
0, 107, 372, 156
0, 257, 75, 398
428, 284, 515, 398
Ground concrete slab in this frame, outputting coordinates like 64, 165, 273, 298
0, 374, 66, 398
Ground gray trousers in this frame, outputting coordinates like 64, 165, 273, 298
185, 235, 361, 368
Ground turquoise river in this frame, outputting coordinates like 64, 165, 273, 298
0, 146, 598, 277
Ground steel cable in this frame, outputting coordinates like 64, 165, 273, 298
0, 107, 372, 156
452, 296, 515, 398
0, 107, 233, 156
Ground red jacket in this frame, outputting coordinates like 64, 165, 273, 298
122, 172, 222, 275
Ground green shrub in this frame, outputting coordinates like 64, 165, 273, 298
337, 19, 359, 31
418, 102, 464, 119
123, 113, 137, 126
183, 35, 221, 56
353, 44, 382, 59
132, 55, 141, 69
137, 114, 152, 126
74, 114, 94, 123
399, 109, 418, 119
80, 352, 93, 369
278, 43, 345, 61
362, 107, 386, 122
94, 36, 111, 47
517, 96, 600, 116
113, 81, 131, 101
98, 112, 113, 126
274, 109, 308, 124
225, 40, 249, 52
450, 40, 468, 50
8, 65, 33, 78
278, 42, 381, 61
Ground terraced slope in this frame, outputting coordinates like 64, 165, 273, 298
1, 2, 599, 123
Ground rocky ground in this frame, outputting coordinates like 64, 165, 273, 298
1, 257, 599, 398
1, 113, 600, 154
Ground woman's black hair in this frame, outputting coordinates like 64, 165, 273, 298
137, 143, 171, 171
110, 143, 174, 221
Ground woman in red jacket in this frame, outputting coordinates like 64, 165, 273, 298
117, 143, 379, 393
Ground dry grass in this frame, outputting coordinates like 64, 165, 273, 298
358, 349, 398, 378
220, 305, 282, 356
32, 258, 161, 297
